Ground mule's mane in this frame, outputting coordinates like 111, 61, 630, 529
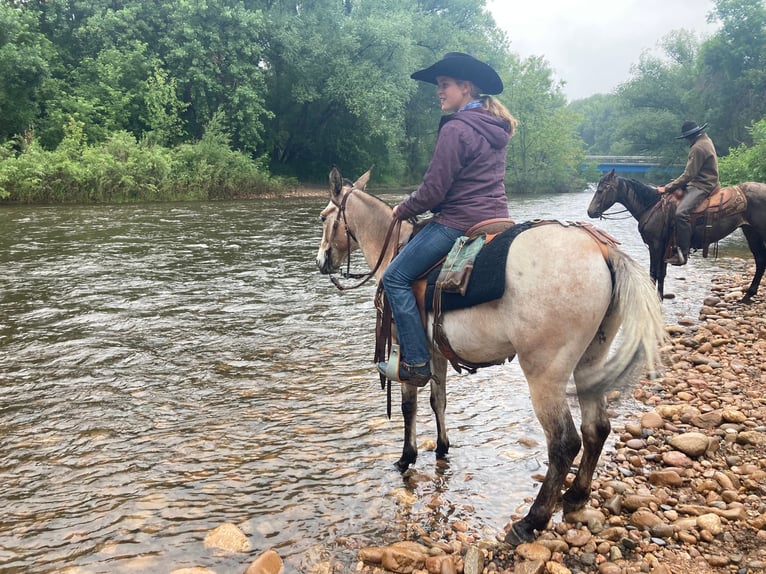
622, 177, 661, 207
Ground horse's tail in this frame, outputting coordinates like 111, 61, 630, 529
583, 246, 666, 396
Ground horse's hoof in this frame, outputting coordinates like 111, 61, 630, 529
394, 459, 412, 473
503, 523, 533, 546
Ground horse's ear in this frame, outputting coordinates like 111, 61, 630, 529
353, 165, 374, 191
329, 165, 343, 199
608, 168, 616, 179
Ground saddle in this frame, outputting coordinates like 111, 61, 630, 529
666, 184, 746, 216
663, 185, 747, 256
374, 219, 620, 378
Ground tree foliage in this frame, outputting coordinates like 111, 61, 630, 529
3, 0, 766, 202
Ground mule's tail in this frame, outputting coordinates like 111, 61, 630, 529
583, 247, 666, 396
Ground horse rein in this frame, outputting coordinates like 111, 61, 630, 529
328, 188, 402, 291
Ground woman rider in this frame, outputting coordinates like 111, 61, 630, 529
377, 52, 517, 386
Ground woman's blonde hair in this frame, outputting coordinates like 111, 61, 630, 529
480, 95, 518, 137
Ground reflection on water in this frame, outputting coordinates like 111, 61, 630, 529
0, 191, 751, 572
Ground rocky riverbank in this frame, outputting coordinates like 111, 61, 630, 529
350, 264, 766, 574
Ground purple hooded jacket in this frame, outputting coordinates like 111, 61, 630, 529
395, 107, 511, 231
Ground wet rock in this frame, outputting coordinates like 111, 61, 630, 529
203, 523, 251, 553
244, 549, 284, 574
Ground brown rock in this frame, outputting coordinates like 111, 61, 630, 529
648, 470, 684, 487
515, 542, 552, 562
641, 411, 665, 428
668, 432, 710, 457
381, 546, 426, 573
244, 550, 284, 574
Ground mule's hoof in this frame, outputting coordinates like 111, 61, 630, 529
503, 524, 532, 546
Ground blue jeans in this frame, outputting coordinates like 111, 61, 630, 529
381, 222, 463, 366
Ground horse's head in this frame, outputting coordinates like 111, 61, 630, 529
587, 169, 619, 219
315, 166, 371, 275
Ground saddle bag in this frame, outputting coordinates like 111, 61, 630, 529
435, 234, 486, 296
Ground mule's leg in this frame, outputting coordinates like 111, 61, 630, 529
429, 354, 449, 459
562, 393, 610, 513
740, 226, 766, 302
397, 383, 419, 471
506, 377, 581, 545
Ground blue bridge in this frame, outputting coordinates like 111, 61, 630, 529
585, 155, 679, 174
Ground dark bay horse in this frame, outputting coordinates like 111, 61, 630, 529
315, 166, 665, 544
588, 169, 766, 302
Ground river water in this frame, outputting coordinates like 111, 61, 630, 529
0, 189, 752, 573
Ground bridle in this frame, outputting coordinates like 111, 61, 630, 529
326, 187, 402, 291
593, 179, 634, 221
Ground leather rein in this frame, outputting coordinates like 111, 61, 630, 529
328, 188, 402, 291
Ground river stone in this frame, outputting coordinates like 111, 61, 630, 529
662, 450, 693, 468
696, 513, 723, 535
380, 546, 425, 573
170, 569, 216, 574
462, 546, 484, 574
668, 432, 709, 457
244, 550, 284, 574
690, 410, 723, 429
564, 528, 592, 547
721, 408, 747, 423
598, 563, 622, 574
513, 559, 545, 574
641, 411, 664, 428
736, 431, 766, 447
544, 562, 572, 574
629, 509, 665, 529
564, 508, 605, 532
648, 469, 684, 487
622, 494, 660, 511
203, 523, 251, 553
515, 542, 552, 562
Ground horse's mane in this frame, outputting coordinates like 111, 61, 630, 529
623, 177, 661, 206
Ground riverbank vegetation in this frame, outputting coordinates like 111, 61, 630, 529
1, 0, 765, 202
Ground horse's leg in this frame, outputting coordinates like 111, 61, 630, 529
429, 354, 449, 459
740, 226, 766, 302
506, 373, 581, 545
649, 248, 665, 299
396, 383, 419, 471
563, 313, 621, 511
561, 394, 610, 513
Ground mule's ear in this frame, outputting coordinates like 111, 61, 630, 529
329, 165, 343, 198
353, 165, 374, 191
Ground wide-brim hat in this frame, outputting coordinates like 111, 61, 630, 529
676, 120, 708, 139
411, 52, 504, 95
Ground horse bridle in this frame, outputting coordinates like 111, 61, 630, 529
326, 187, 402, 291
594, 178, 634, 221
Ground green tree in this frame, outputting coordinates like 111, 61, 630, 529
698, 0, 766, 151
504, 55, 588, 193
0, 3, 56, 141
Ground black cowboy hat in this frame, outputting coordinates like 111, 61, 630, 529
676, 120, 708, 139
410, 52, 504, 95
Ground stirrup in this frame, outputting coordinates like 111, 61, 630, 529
384, 345, 402, 381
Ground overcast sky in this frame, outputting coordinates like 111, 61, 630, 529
487, 0, 720, 101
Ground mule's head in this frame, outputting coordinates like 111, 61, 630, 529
315, 166, 370, 274
587, 169, 618, 219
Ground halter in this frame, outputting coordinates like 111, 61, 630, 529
327, 187, 402, 291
